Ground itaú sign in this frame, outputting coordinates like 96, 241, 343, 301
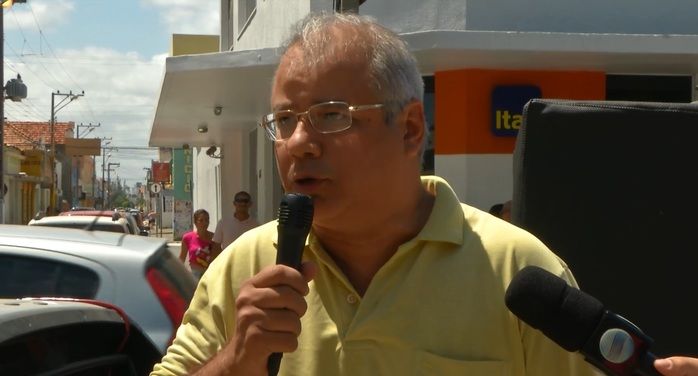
491, 85, 541, 137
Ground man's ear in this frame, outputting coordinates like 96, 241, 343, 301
400, 100, 426, 158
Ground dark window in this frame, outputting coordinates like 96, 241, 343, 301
422, 76, 435, 175
238, 0, 256, 34
0, 255, 99, 298
606, 75, 693, 103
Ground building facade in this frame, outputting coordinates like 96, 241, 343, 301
149, 0, 698, 223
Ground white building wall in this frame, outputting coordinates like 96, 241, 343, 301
361, 0, 467, 33
435, 154, 513, 212
220, 131, 245, 221
192, 148, 221, 229
464, 0, 698, 34
231, 0, 334, 52
361, 0, 698, 34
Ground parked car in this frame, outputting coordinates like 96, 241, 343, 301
121, 210, 149, 236
0, 225, 196, 354
0, 297, 161, 375
58, 210, 149, 236
69, 206, 96, 211
28, 214, 131, 234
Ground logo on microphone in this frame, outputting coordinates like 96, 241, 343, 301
599, 328, 635, 363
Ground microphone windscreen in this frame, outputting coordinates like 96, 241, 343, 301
505, 266, 605, 351
278, 193, 313, 229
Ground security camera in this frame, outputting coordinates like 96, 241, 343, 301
213, 106, 222, 116
206, 145, 222, 159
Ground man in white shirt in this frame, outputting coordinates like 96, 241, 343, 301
211, 191, 259, 257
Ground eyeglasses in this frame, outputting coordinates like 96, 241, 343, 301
235, 198, 250, 204
260, 101, 383, 141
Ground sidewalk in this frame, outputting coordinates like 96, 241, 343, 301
151, 227, 183, 261
150, 226, 175, 242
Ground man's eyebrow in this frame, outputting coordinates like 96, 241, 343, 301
271, 102, 293, 111
272, 99, 346, 111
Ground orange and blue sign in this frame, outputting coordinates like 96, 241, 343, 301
492, 85, 541, 137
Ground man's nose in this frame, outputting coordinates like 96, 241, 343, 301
284, 117, 321, 158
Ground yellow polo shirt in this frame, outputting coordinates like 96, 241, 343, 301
152, 176, 601, 376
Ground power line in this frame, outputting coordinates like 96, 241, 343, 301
4, 40, 58, 88
27, 4, 100, 125
104, 146, 160, 150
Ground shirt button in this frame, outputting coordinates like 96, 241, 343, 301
346, 294, 358, 304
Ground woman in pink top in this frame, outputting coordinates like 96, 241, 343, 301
179, 209, 214, 281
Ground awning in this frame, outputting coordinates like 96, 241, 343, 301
149, 30, 698, 148
148, 48, 280, 148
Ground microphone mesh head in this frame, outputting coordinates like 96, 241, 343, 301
278, 193, 313, 228
505, 266, 605, 351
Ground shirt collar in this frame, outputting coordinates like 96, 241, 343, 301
413, 175, 464, 246
270, 175, 464, 247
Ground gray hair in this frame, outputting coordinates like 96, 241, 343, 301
278, 12, 424, 125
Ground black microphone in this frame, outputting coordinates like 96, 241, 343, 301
267, 193, 314, 376
504, 266, 660, 376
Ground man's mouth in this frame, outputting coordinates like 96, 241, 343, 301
295, 177, 318, 185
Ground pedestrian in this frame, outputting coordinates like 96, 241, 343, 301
488, 202, 504, 217
147, 211, 157, 230
59, 200, 70, 213
211, 191, 259, 257
178, 209, 214, 281
152, 12, 598, 376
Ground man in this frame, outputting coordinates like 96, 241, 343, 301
501, 199, 512, 222
211, 191, 259, 256
151, 13, 600, 376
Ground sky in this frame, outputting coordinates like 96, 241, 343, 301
3, 0, 219, 188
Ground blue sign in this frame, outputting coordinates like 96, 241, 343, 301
491, 85, 541, 137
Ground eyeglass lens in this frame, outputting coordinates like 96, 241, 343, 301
272, 102, 352, 139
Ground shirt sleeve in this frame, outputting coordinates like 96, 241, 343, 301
151, 225, 273, 375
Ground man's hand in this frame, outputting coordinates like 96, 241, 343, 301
194, 261, 317, 376
655, 356, 698, 376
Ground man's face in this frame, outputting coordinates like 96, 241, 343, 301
234, 195, 251, 212
270, 41, 413, 226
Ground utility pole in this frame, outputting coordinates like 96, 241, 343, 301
100, 140, 112, 209
0, 0, 28, 223
106, 162, 119, 209
76, 122, 100, 139
74, 123, 99, 205
143, 167, 152, 212
50, 90, 84, 214
1, 3, 4, 223
97, 137, 110, 206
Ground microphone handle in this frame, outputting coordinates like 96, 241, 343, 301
637, 352, 661, 376
268, 227, 308, 376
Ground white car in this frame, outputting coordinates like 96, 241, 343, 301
28, 215, 131, 234
0, 225, 196, 353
